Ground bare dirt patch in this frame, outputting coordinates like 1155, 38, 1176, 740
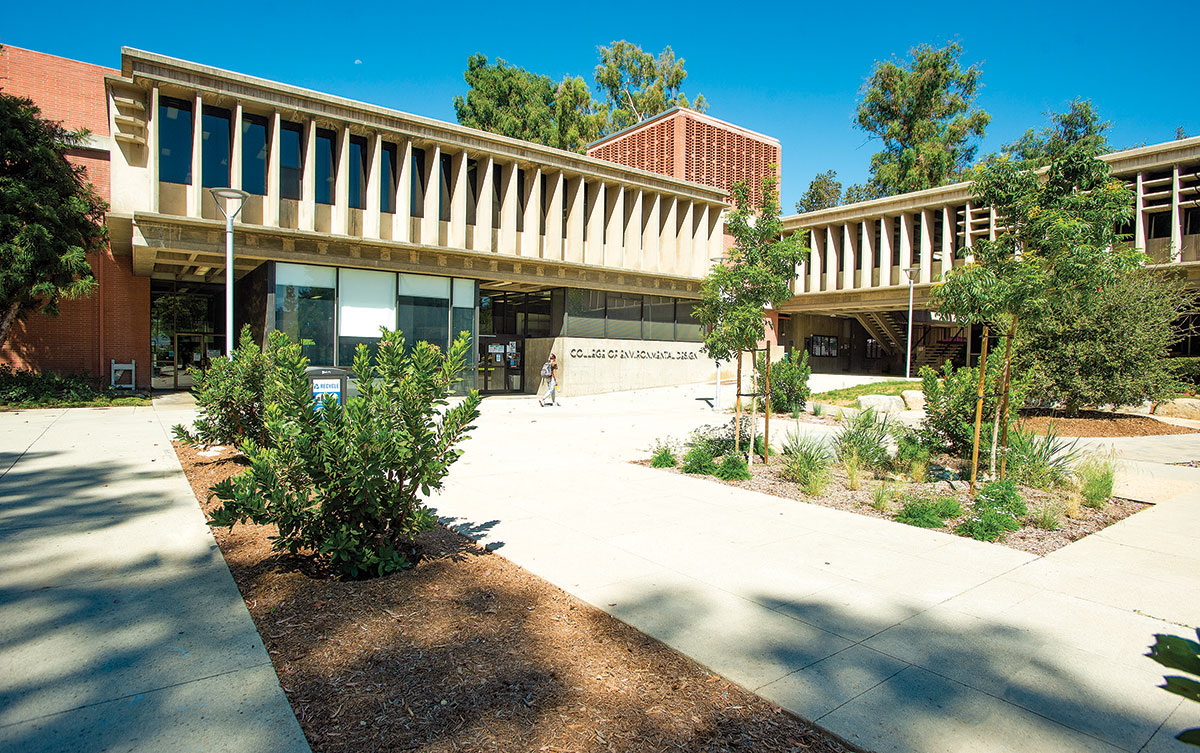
175, 442, 861, 753
1018, 409, 1198, 438
637, 459, 1148, 558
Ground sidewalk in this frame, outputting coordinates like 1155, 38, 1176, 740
435, 383, 1200, 753
0, 404, 309, 753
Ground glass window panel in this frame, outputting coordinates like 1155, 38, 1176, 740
241, 113, 268, 195
606, 293, 642, 339
201, 106, 231, 189
315, 129, 336, 205
452, 279, 475, 308
645, 296, 675, 341
675, 300, 704, 342
398, 296, 449, 352
274, 263, 335, 365
564, 289, 606, 338
280, 121, 303, 200
399, 273, 450, 299
524, 292, 552, 337
381, 142, 397, 213
158, 96, 193, 185
439, 153, 452, 222
348, 136, 368, 210
338, 268, 396, 365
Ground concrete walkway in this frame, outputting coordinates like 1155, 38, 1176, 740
0, 405, 309, 753
434, 383, 1200, 753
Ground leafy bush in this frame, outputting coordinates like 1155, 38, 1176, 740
755, 349, 811, 414
753, 433, 775, 460
1005, 424, 1080, 489
780, 432, 832, 495
173, 326, 271, 446
650, 445, 677, 468
0, 365, 141, 407
1172, 356, 1200, 392
208, 329, 481, 579
832, 408, 890, 469
891, 425, 932, 473
687, 415, 753, 459
895, 495, 962, 528
714, 454, 752, 481
920, 359, 1025, 459
1077, 453, 1116, 507
1148, 630, 1200, 746
681, 444, 717, 475
957, 480, 1026, 541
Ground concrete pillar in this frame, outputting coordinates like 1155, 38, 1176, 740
300, 118, 316, 232
1171, 164, 1182, 261
707, 205, 722, 269
1135, 171, 1145, 251
879, 215, 894, 287
919, 209, 934, 283
642, 192, 660, 272
521, 166, 541, 258
809, 225, 823, 292
473, 155, 494, 252
544, 171, 564, 260
334, 126, 350, 234
677, 200, 693, 276
962, 203, 974, 263
394, 138, 412, 242
265, 111, 280, 227
585, 181, 604, 266
421, 144, 440, 244
899, 213, 913, 273
230, 104, 243, 192
841, 223, 855, 290
940, 206, 954, 277
988, 208, 997, 241
825, 227, 838, 291
365, 133, 382, 239
624, 189, 643, 268
565, 175, 584, 263
691, 203, 708, 278
188, 92, 202, 217
499, 161, 517, 255
659, 196, 678, 274
148, 84, 160, 214
449, 150, 468, 248
860, 219, 874, 289
603, 184, 624, 268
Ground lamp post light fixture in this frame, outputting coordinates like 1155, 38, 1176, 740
902, 265, 921, 379
210, 188, 250, 358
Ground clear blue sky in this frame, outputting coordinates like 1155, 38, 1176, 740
5, 0, 1196, 212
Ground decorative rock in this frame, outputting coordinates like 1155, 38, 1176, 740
1153, 398, 1200, 420
901, 390, 926, 411
857, 394, 907, 413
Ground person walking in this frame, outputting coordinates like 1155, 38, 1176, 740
537, 353, 559, 406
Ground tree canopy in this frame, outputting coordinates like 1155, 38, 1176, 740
0, 91, 106, 346
794, 170, 843, 214
855, 42, 990, 197
997, 98, 1111, 169
454, 42, 706, 153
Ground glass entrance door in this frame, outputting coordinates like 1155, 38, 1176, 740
478, 336, 524, 393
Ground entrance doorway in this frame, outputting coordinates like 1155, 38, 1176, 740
150, 282, 225, 390
478, 335, 524, 393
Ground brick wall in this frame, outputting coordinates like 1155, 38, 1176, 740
0, 46, 151, 387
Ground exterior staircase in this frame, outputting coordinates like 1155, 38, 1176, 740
914, 336, 966, 372
854, 312, 906, 354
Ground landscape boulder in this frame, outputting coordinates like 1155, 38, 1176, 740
1153, 398, 1200, 420
857, 394, 907, 413
900, 390, 925, 411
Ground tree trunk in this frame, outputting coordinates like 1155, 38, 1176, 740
764, 353, 772, 466
734, 352, 743, 454
997, 317, 1019, 480
748, 350, 758, 467
0, 300, 21, 349
970, 326, 991, 492
988, 326, 1011, 478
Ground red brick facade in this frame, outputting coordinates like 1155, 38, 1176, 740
0, 46, 150, 387
587, 108, 782, 206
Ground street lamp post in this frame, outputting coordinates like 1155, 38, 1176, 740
210, 188, 250, 358
903, 266, 921, 379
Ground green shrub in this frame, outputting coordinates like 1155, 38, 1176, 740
891, 425, 933, 474
714, 454, 753, 481
208, 329, 482, 579
1031, 505, 1061, 530
780, 432, 832, 495
920, 359, 1025, 459
957, 480, 1026, 541
681, 444, 718, 475
1171, 356, 1200, 392
895, 495, 962, 528
687, 416, 752, 459
843, 449, 863, 490
1147, 630, 1200, 746
1077, 453, 1116, 507
0, 365, 141, 407
173, 326, 272, 446
832, 408, 890, 469
871, 482, 891, 511
812, 403, 825, 417
755, 349, 812, 414
753, 433, 775, 460
1006, 424, 1080, 489
650, 445, 677, 468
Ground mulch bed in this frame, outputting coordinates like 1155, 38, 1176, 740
175, 442, 862, 753
638, 460, 1148, 558
1017, 409, 1198, 438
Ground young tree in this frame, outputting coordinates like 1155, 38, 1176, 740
794, 170, 843, 213
695, 172, 807, 452
0, 91, 107, 346
594, 41, 707, 133
998, 98, 1111, 169
855, 42, 990, 196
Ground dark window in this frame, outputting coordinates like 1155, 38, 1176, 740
606, 293, 642, 339
516, 169, 526, 232
540, 174, 549, 235
158, 96, 193, 185
645, 296, 675, 340
812, 335, 838, 358
411, 148, 425, 217
492, 168, 503, 229
675, 300, 703, 342
279, 121, 303, 200
201, 105, 231, 189
563, 289, 606, 337
1147, 212, 1173, 239
866, 338, 883, 359
348, 135, 368, 210
315, 128, 336, 205
1186, 207, 1200, 236
466, 159, 478, 227
439, 152, 453, 222
241, 113, 268, 195
274, 264, 336, 366
381, 142, 397, 213
398, 295, 449, 352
